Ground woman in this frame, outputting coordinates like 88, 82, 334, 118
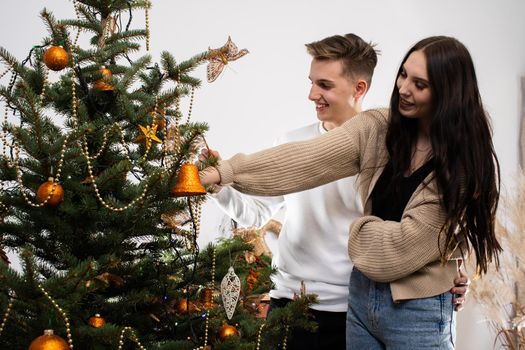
200, 36, 501, 349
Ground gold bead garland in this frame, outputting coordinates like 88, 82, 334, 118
282, 325, 289, 350
0, 67, 11, 81
202, 247, 216, 347
256, 323, 265, 350
190, 198, 202, 238
80, 137, 153, 212
145, 2, 150, 51
117, 326, 146, 350
71, 0, 82, 49
0, 64, 71, 208
0, 296, 14, 337
81, 122, 149, 164
171, 86, 196, 154
172, 96, 182, 154
39, 69, 49, 103
210, 247, 216, 287
1, 105, 12, 166
12, 132, 71, 207
185, 86, 195, 124
37, 284, 74, 349
98, 15, 118, 49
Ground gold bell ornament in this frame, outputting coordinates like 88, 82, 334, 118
93, 66, 114, 91
28, 329, 69, 350
171, 163, 206, 197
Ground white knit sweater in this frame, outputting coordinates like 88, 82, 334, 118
211, 122, 362, 311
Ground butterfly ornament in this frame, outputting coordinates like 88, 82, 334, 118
207, 36, 249, 83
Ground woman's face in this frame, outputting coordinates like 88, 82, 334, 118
396, 50, 433, 122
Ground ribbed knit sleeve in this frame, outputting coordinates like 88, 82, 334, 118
348, 179, 448, 283
216, 108, 388, 196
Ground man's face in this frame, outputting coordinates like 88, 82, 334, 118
308, 59, 359, 127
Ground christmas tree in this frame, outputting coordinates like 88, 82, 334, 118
0, 1, 314, 349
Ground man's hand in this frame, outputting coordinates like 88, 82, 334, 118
450, 259, 470, 311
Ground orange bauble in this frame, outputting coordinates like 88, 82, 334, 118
93, 66, 114, 91
218, 324, 240, 342
43, 46, 69, 71
88, 313, 106, 328
28, 329, 69, 350
176, 298, 197, 314
36, 177, 64, 206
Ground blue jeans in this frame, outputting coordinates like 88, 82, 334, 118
346, 268, 456, 350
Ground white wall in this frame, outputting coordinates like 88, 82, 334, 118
2, 1, 524, 349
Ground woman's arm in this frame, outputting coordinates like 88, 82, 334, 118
348, 179, 454, 282
201, 108, 388, 197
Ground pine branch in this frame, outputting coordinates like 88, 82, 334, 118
104, 29, 148, 45
59, 18, 99, 35
40, 9, 68, 46
119, 55, 151, 90
0, 46, 21, 69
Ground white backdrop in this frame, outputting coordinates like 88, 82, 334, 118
2, 1, 525, 349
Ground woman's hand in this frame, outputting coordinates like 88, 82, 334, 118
198, 148, 222, 186
199, 166, 221, 186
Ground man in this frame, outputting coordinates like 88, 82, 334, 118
204, 34, 468, 349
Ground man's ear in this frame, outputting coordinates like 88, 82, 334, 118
355, 80, 368, 99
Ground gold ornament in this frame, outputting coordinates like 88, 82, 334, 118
207, 36, 249, 83
232, 219, 281, 258
246, 269, 260, 292
36, 177, 64, 206
171, 163, 206, 197
176, 298, 197, 315
93, 66, 114, 91
94, 272, 125, 288
154, 116, 166, 130
218, 324, 240, 342
43, 46, 69, 71
134, 124, 162, 149
28, 329, 69, 350
88, 314, 106, 328
201, 287, 214, 309
258, 293, 270, 319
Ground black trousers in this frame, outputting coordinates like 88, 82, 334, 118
269, 297, 346, 350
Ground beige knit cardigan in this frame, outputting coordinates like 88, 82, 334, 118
216, 108, 461, 302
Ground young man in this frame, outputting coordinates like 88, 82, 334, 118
205, 34, 468, 349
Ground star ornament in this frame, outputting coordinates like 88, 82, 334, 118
134, 124, 162, 149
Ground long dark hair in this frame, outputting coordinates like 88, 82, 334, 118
386, 36, 501, 275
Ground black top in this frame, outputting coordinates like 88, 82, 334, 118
371, 159, 434, 222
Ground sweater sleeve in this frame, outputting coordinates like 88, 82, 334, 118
348, 181, 448, 283
210, 187, 284, 227
215, 109, 386, 196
